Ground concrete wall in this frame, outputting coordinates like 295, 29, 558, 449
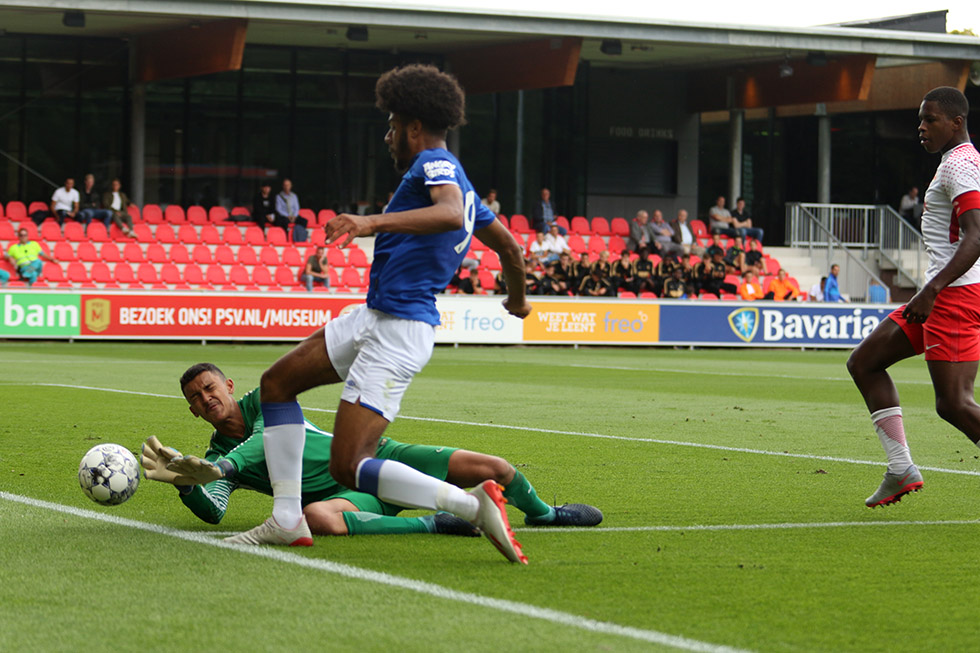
584, 68, 699, 223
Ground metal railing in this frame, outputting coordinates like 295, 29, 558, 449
787, 202, 925, 290
786, 203, 891, 302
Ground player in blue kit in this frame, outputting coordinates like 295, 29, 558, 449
166, 64, 540, 562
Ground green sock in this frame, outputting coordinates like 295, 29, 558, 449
502, 469, 554, 521
342, 511, 430, 535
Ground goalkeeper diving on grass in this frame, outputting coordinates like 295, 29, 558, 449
140, 363, 602, 537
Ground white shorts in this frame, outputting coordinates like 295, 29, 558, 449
323, 305, 435, 422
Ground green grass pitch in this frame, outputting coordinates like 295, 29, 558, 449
2, 341, 980, 652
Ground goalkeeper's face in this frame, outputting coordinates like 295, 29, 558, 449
183, 371, 238, 426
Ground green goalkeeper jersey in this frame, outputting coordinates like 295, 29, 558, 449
179, 388, 456, 524
180, 388, 346, 523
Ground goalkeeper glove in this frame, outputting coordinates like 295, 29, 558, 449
165, 454, 235, 485
140, 435, 185, 484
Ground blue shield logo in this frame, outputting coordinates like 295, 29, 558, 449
728, 308, 759, 342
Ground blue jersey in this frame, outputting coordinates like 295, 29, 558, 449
368, 148, 496, 325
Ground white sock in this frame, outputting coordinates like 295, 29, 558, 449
263, 422, 305, 530
872, 407, 914, 475
356, 458, 479, 521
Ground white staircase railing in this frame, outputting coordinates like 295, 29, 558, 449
786, 202, 925, 290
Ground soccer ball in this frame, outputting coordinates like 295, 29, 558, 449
78, 443, 140, 506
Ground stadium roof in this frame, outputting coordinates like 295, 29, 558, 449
3, 0, 980, 69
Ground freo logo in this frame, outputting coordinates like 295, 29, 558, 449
728, 308, 759, 342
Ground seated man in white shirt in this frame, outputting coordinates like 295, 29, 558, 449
50, 177, 82, 226
542, 224, 570, 264
670, 209, 706, 256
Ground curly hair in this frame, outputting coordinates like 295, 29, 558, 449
923, 86, 969, 121
375, 64, 466, 132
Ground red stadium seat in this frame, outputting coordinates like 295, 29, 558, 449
318, 209, 336, 225
160, 263, 181, 285
206, 265, 227, 286
509, 214, 531, 232
259, 246, 279, 266
327, 248, 346, 267
555, 216, 570, 231
341, 266, 364, 289
100, 242, 122, 263
699, 292, 719, 300
76, 242, 99, 262
146, 243, 168, 263
222, 225, 245, 245
611, 217, 630, 237
137, 263, 159, 285
15, 221, 38, 240
252, 266, 274, 287
177, 224, 199, 244
43, 261, 67, 284
619, 290, 637, 298
608, 235, 626, 254
200, 224, 221, 244
29, 201, 49, 215
480, 250, 502, 271
123, 243, 144, 263
192, 244, 213, 265
169, 243, 190, 264
566, 234, 587, 255
186, 206, 208, 225
183, 264, 204, 285
236, 245, 258, 266
309, 230, 326, 247
87, 221, 109, 242
111, 222, 134, 240
89, 262, 112, 284
587, 236, 606, 256
142, 204, 163, 224
282, 247, 303, 267
348, 247, 369, 268
41, 221, 64, 242
214, 244, 235, 265
209, 206, 229, 223
53, 242, 76, 261
113, 263, 136, 284
477, 268, 495, 290
690, 220, 709, 239
128, 204, 141, 223
229, 264, 250, 286
298, 208, 316, 226
165, 205, 187, 224
5, 201, 27, 220
245, 226, 265, 246
275, 266, 298, 287
570, 216, 591, 235
765, 257, 781, 276
231, 206, 250, 217
66, 262, 90, 285
266, 226, 288, 245
155, 224, 178, 244
0, 222, 16, 240
132, 223, 155, 243
592, 217, 611, 236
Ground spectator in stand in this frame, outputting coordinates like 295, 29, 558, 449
631, 247, 657, 295
301, 246, 330, 291
450, 266, 476, 294
744, 239, 766, 276
252, 181, 277, 229
708, 195, 738, 237
50, 177, 82, 226
539, 261, 568, 295
626, 210, 657, 253
611, 250, 634, 294
554, 252, 574, 290
899, 186, 922, 229
493, 269, 507, 295
731, 197, 764, 243
650, 209, 683, 258
725, 236, 747, 273
78, 174, 112, 227
678, 254, 698, 297
542, 223, 570, 263
825, 263, 844, 302
738, 270, 765, 300
571, 252, 592, 293
481, 189, 500, 215
867, 280, 888, 303
591, 249, 613, 280
765, 268, 800, 301
579, 267, 613, 297
697, 248, 737, 297
103, 178, 134, 236
809, 276, 827, 302
6, 227, 56, 286
531, 187, 565, 234
524, 259, 541, 295
275, 178, 308, 242
663, 266, 689, 299
705, 233, 725, 259
671, 209, 705, 257
528, 231, 548, 266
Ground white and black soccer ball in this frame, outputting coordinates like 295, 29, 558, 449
78, 443, 140, 506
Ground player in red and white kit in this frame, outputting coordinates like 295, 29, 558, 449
848, 86, 980, 507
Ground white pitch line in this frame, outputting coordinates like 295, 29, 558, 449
512, 519, 980, 534
13, 381, 980, 478
567, 363, 934, 385
0, 491, 747, 653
